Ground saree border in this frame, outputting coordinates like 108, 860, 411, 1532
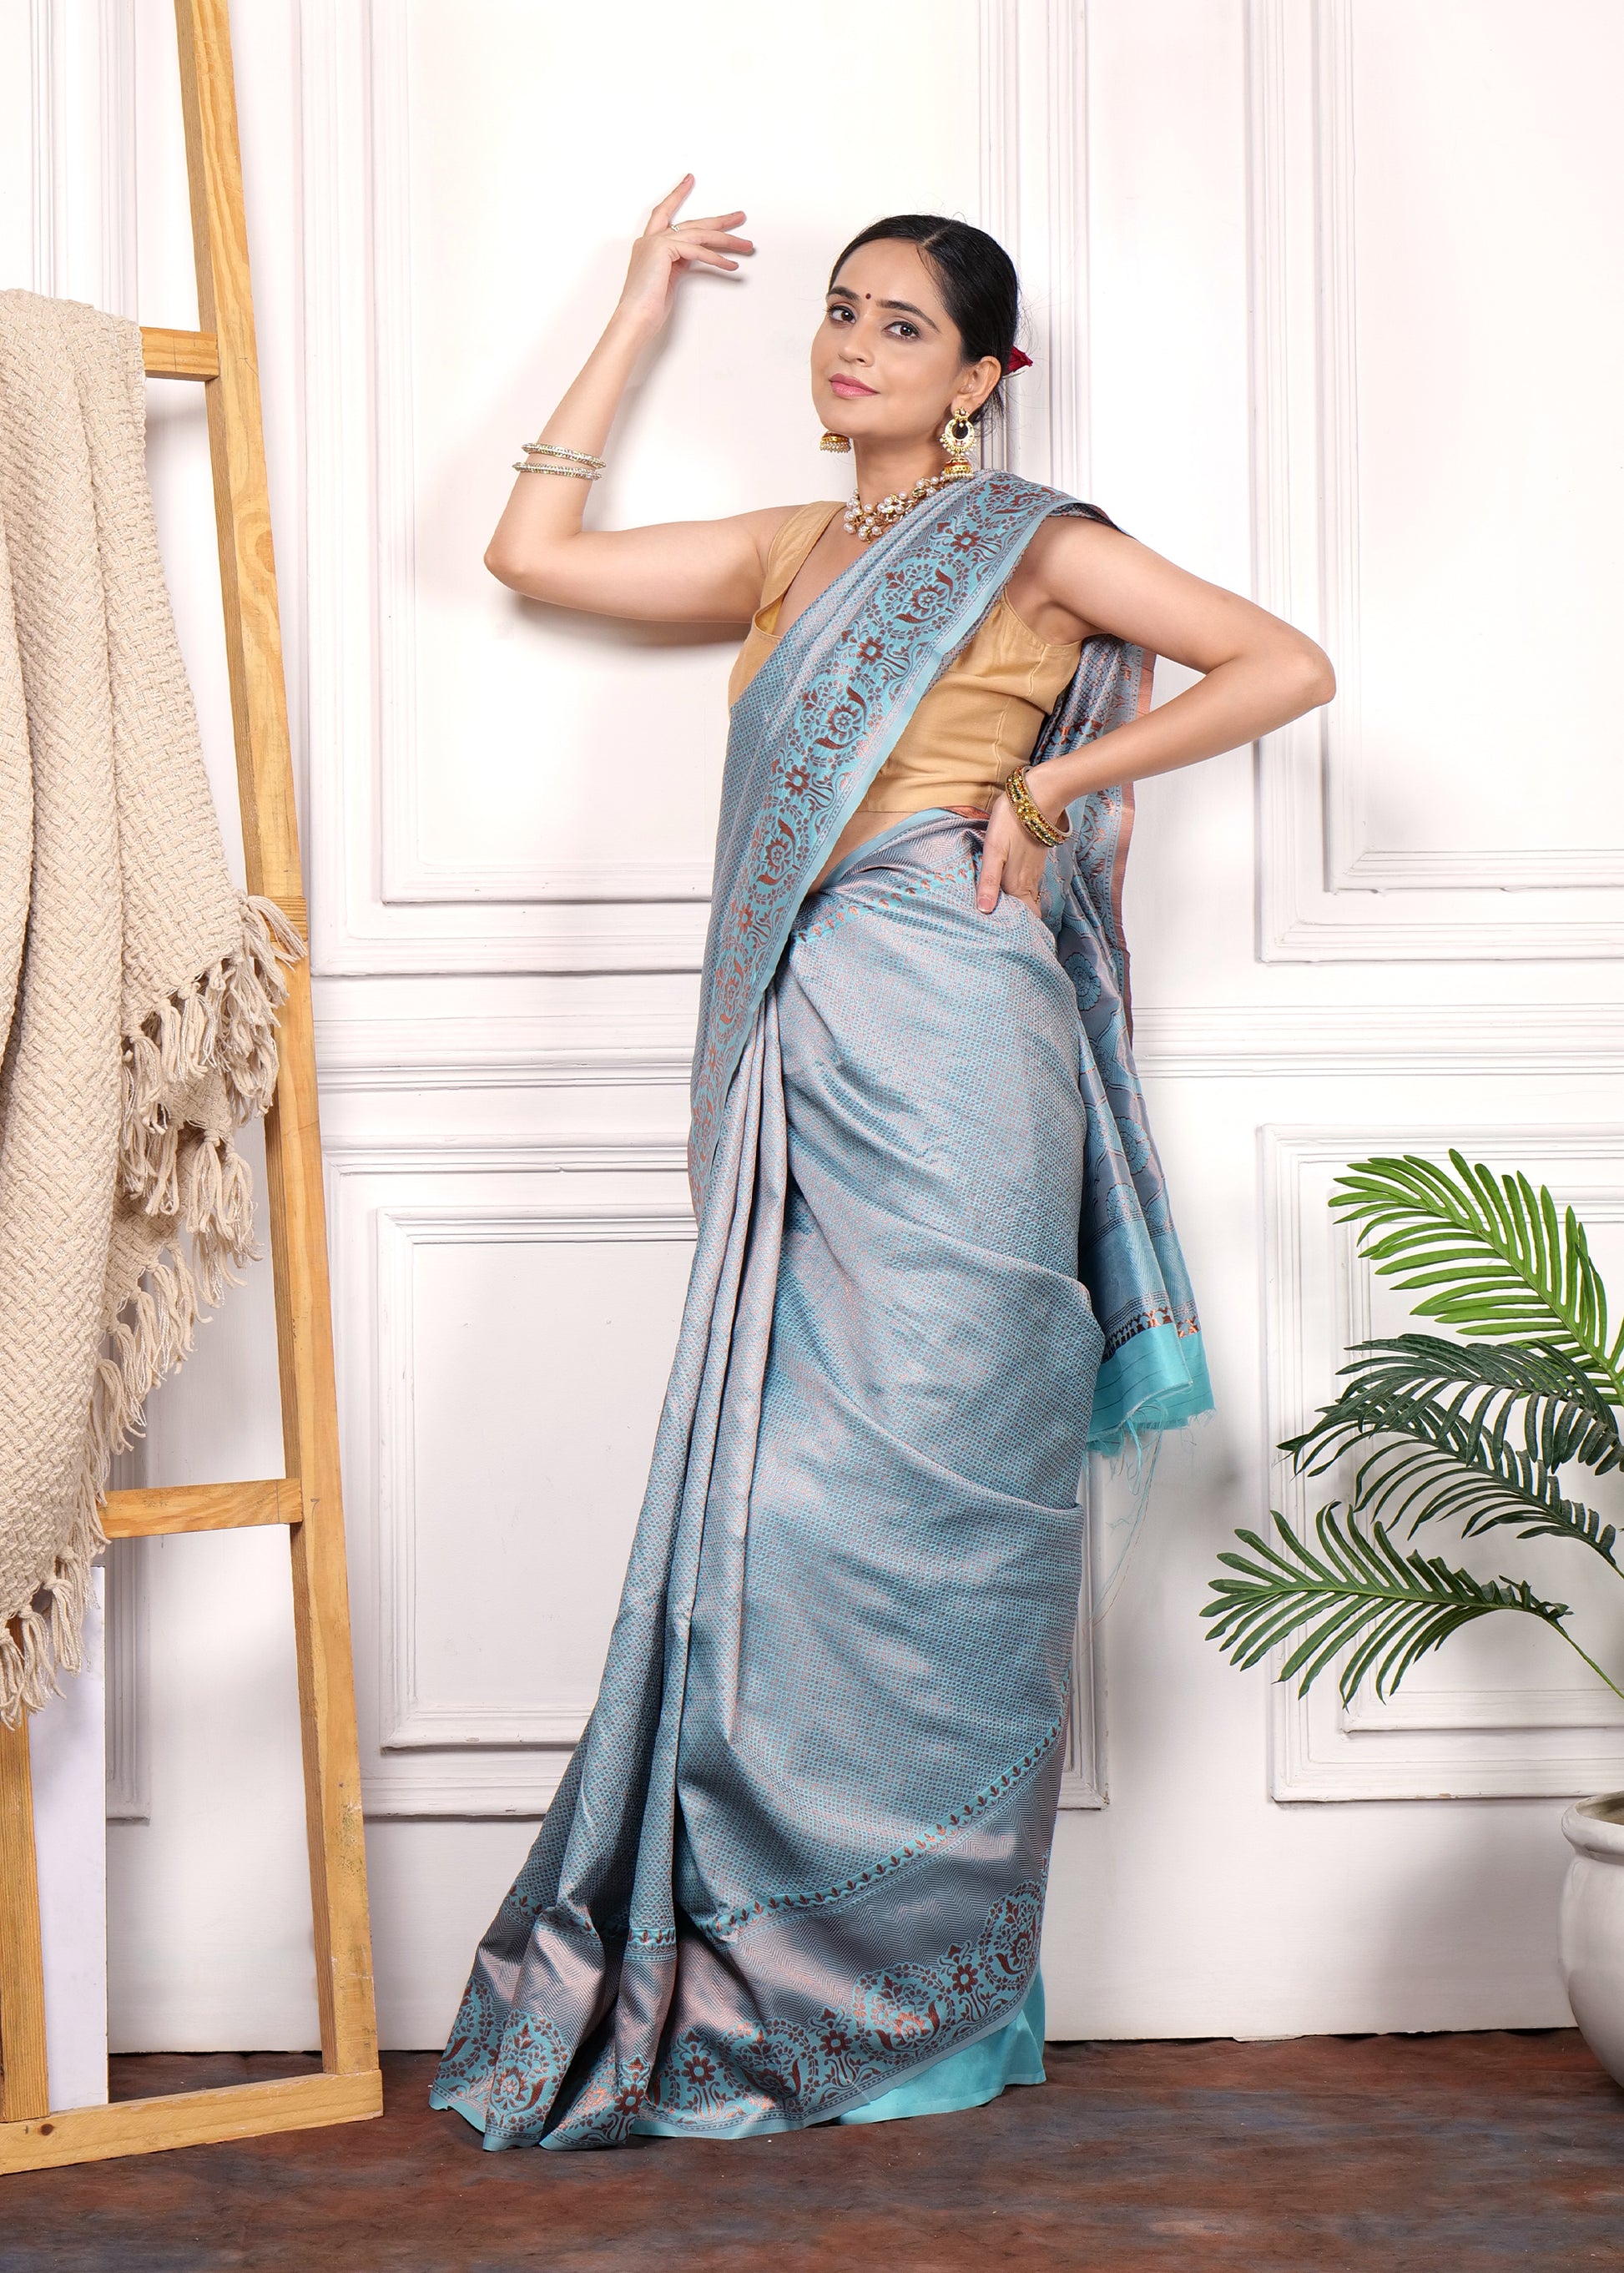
691, 471, 1113, 1199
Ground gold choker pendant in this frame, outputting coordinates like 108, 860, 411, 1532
843, 469, 955, 545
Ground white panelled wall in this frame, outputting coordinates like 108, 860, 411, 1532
5, 0, 1622, 2052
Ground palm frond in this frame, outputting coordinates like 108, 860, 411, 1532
1202, 1507, 1580, 1703
1320, 1334, 1624, 1478
1330, 1153, 1624, 1401
1279, 1342, 1623, 1573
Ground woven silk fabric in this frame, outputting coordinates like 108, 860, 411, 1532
0, 291, 300, 1721
431, 481, 1210, 2149
699, 469, 1206, 1445
693, 471, 1083, 1195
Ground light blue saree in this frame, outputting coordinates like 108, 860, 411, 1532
431, 471, 1209, 2150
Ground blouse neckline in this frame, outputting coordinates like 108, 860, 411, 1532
752, 502, 1077, 663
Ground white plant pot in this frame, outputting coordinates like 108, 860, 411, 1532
1560, 1792, 1624, 2086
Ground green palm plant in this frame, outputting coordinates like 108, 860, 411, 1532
1204, 1152, 1624, 1706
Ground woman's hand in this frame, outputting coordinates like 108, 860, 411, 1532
976, 789, 1052, 917
613, 176, 754, 340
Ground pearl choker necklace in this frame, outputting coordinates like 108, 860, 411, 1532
843, 469, 954, 544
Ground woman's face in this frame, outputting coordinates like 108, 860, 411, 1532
810, 239, 998, 450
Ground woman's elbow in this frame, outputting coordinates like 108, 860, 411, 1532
484, 539, 522, 591
1290, 637, 1336, 710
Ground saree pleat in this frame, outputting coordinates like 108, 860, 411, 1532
431, 476, 1211, 2148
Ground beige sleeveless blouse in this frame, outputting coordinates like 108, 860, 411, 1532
728, 502, 1081, 814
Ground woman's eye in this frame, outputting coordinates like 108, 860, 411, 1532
827, 304, 852, 325
889, 321, 920, 341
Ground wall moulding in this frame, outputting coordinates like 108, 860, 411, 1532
976, 0, 1089, 496
30, 0, 66, 295
1263, 1123, 1624, 1801
28, 0, 137, 315
1247, 0, 1624, 960
103, 1526, 149, 1825
363, 7, 711, 924
1058, 1584, 1103, 1813
312, 1003, 694, 1095
375, 1201, 698, 1758
298, 0, 712, 979
309, 996, 1624, 1095
325, 1131, 695, 1817
1130, 1003, 1624, 1081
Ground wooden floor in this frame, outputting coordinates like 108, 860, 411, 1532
2, 2033, 1618, 2270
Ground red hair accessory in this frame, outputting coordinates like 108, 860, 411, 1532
1006, 347, 1032, 372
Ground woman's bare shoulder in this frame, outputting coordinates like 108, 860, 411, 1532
1030, 507, 1135, 566
731, 500, 836, 571
1008, 511, 1132, 643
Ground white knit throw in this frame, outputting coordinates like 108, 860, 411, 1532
0, 290, 302, 1723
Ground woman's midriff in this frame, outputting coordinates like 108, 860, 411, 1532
809, 804, 988, 889
730, 504, 1081, 895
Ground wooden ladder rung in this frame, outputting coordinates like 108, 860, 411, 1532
140, 324, 219, 379
0, 2069, 382, 2174
101, 1479, 302, 1539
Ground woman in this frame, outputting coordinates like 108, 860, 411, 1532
431, 183, 1334, 2150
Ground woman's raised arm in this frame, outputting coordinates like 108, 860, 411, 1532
485, 178, 787, 623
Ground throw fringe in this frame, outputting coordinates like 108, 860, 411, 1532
0, 1240, 208, 1726
0, 1464, 103, 1726
0, 895, 304, 1727
119, 891, 305, 1199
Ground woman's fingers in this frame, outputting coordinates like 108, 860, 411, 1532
675, 233, 754, 259
645, 175, 695, 232
668, 229, 754, 275
978, 799, 1052, 916
976, 835, 1005, 913
672, 228, 754, 262
671, 248, 743, 274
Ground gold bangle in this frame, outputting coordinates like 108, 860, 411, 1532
513, 460, 602, 479
522, 440, 606, 469
1003, 766, 1069, 849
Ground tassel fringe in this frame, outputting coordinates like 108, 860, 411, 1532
0, 1241, 208, 1726
0, 895, 303, 1726
119, 892, 304, 1195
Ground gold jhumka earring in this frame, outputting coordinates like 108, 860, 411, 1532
941, 410, 976, 480
819, 430, 852, 453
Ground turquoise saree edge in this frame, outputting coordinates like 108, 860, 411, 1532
430, 1974, 1049, 2148
1089, 1322, 1213, 1454
834, 1968, 1047, 2126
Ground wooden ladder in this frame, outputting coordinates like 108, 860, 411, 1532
0, 0, 381, 2172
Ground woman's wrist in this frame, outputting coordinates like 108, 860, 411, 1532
1024, 759, 1074, 827
601, 300, 663, 360
1002, 766, 1071, 849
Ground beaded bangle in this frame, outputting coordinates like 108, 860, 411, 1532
1003, 766, 1071, 849
521, 440, 606, 469
512, 459, 602, 478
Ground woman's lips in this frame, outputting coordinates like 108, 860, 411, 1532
829, 375, 877, 398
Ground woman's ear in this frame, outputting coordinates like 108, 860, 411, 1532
960, 354, 1004, 416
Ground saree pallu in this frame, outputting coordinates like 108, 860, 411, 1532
432, 474, 1211, 2149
